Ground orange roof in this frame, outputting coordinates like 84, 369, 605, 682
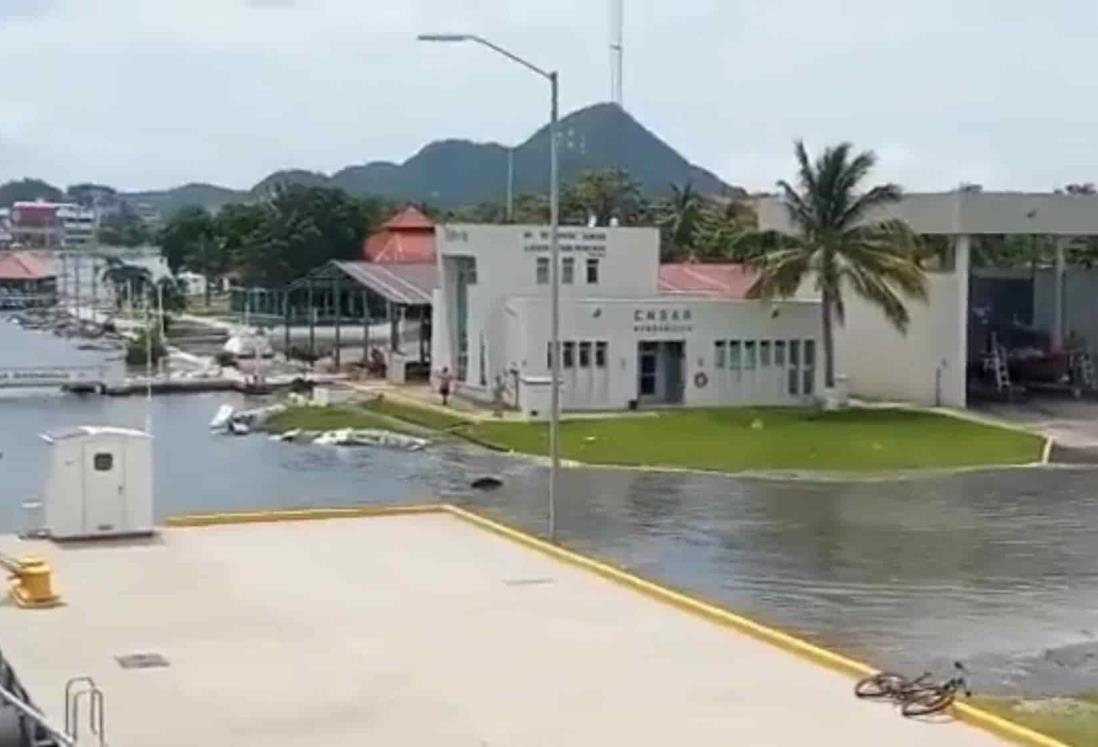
382, 205, 434, 232
0, 251, 53, 281
363, 206, 436, 264
658, 263, 757, 299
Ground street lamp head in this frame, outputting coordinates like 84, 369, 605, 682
417, 33, 473, 43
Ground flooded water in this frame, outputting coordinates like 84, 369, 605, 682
2, 317, 1098, 700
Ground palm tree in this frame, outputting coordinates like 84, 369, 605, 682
658, 182, 704, 259
747, 141, 927, 390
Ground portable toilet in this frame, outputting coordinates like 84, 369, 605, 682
40, 426, 154, 540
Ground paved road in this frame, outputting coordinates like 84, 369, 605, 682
0, 515, 1008, 746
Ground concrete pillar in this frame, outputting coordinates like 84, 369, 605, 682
945, 234, 972, 408
333, 273, 342, 370
1053, 236, 1068, 350
362, 289, 370, 362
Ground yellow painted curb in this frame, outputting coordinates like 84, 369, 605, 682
162, 502, 1070, 747
163, 503, 446, 527
440, 504, 1071, 747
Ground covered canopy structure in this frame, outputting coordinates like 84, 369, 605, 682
284, 260, 436, 371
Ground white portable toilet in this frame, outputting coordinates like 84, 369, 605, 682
40, 426, 154, 540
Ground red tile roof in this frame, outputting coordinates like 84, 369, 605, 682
658, 263, 758, 299
382, 205, 434, 231
363, 206, 436, 264
0, 251, 53, 281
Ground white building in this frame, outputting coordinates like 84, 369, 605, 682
432, 224, 822, 414
756, 190, 1098, 408
10, 201, 97, 248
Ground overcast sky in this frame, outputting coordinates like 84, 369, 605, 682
2, 0, 1097, 193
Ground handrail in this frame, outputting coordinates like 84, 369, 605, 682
0, 682, 75, 746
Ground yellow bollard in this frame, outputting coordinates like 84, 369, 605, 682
8, 557, 61, 609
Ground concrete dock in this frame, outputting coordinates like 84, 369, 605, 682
0, 513, 1007, 746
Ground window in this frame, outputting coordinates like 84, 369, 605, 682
578, 341, 592, 367
744, 341, 757, 370
595, 341, 608, 367
562, 256, 575, 285
586, 257, 600, 284
536, 256, 549, 285
789, 340, 801, 367
729, 340, 742, 370
714, 340, 726, 368
774, 340, 786, 367
803, 340, 816, 368
562, 341, 575, 368
803, 369, 815, 396
788, 368, 800, 395
546, 341, 554, 369
760, 341, 771, 367
93, 453, 113, 472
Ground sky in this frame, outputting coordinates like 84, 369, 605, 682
2, 0, 1098, 194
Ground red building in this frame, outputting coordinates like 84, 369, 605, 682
362, 206, 436, 264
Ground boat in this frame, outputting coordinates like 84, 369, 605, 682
209, 404, 234, 430
312, 428, 429, 451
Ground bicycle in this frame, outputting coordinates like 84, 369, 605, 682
854, 671, 935, 702
854, 662, 970, 716
900, 663, 970, 717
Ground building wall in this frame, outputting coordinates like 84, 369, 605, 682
499, 296, 822, 409
433, 223, 661, 394
812, 269, 967, 407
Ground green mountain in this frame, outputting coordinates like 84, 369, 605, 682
68, 103, 737, 215
124, 182, 245, 215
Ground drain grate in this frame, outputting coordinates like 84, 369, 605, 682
502, 577, 555, 587
115, 652, 170, 670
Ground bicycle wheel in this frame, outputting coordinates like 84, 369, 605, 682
901, 688, 955, 717
855, 673, 908, 699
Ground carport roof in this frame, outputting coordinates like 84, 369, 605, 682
290, 260, 436, 306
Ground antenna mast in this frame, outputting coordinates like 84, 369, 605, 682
610, 0, 623, 107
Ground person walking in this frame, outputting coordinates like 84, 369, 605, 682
438, 366, 453, 407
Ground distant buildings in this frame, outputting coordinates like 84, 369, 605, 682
0, 251, 57, 308
8, 201, 97, 249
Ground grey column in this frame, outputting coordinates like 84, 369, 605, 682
333, 273, 342, 370
1054, 236, 1068, 349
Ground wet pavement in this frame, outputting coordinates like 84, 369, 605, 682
3, 318, 1098, 704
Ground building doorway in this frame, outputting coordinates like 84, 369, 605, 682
637, 340, 684, 405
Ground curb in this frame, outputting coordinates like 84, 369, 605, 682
162, 503, 1070, 747
163, 503, 445, 527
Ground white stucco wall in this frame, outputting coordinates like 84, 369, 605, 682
501, 296, 821, 410
434, 223, 661, 397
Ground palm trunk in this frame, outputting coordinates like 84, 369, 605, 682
821, 286, 836, 390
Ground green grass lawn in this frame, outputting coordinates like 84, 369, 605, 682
464, 408, 1044, 473
362, 397, 471, 432
971, 695, 1098, 746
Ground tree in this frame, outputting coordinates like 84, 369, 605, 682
0, 178, 64, 207
98, 208, 152, 247
747, 140, 927, 390
158, 205, 223, 305
235, 186, 383, 286
562, 169, 643, 226
656, 182, 704, 260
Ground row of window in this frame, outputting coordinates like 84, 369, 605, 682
713, 339, 815, 371
547, 340, 609, 369
536, 256, 600, 285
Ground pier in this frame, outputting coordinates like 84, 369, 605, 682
0, 509, 1016, 746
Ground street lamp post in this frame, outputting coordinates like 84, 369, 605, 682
418, 33, 560, 540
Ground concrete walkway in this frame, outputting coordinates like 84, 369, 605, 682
0, 514, 1007, 746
